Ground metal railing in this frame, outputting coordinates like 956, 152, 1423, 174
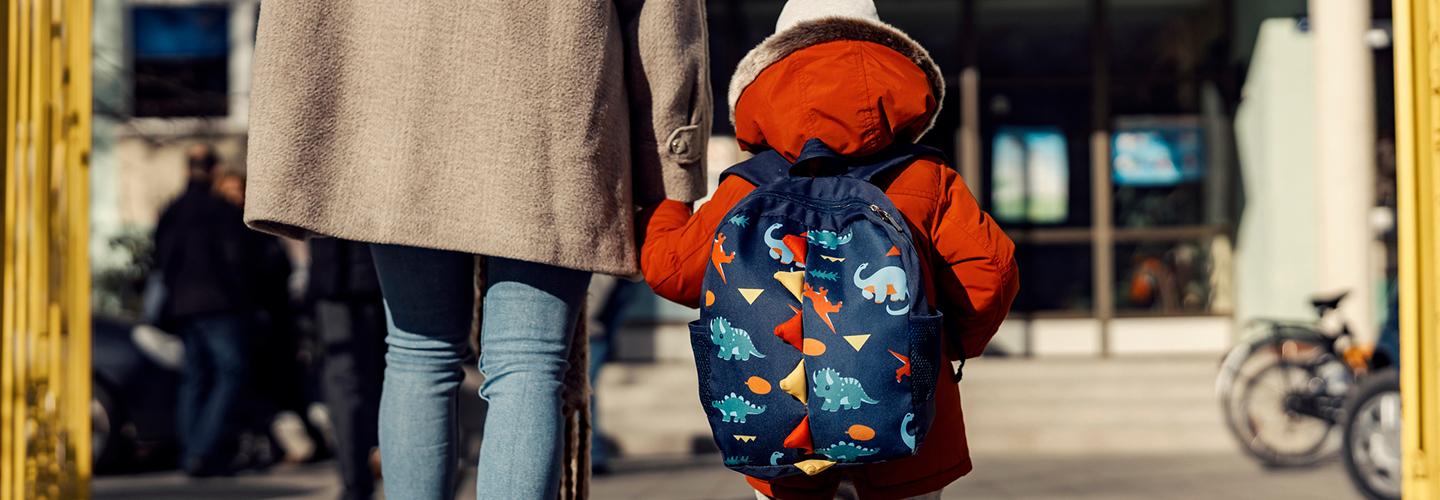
0, 0, 93, 498
1394, 0, 1440, 497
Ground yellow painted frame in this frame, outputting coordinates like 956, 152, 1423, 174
0, 0, 92, 498
1395, 0, 1440, 497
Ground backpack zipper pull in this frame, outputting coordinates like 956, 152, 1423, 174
870, 204, 903, 231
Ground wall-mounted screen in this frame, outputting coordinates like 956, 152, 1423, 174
1111, 116, 1205, 187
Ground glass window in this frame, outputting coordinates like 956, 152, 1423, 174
1114, 240, 1217, 315
977, 0, 1090, 78
1013, 244, 1093, 313
981, 85, 1093, 228
131, 6, 230, 117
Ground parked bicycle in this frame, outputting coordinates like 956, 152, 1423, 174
1216, 291, 1372, 467
1342, 289, 1401, 500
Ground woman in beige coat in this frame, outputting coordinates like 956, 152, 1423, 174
243, 1, 711, 498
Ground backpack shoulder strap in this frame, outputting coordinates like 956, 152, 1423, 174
719, 149, 791, 186
841, 142, 948, 183
719, 140, 950, 186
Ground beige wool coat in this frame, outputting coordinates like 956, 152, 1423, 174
244, 0, 711, 276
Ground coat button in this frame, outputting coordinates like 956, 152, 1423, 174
669, 136, 689, 155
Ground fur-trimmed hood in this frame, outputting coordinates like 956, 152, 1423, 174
728, 17, 945, 144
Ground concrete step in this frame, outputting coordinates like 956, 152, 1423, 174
592, 356, 1234, 458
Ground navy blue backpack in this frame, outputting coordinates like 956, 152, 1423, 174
691, 139, 950, 479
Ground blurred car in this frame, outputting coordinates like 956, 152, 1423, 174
92, 315, 184, 472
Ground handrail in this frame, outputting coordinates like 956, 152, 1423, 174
0, 0, 92, 498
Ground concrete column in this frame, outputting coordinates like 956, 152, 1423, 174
229, 0, 258, 129
1310, 0, 1376, 340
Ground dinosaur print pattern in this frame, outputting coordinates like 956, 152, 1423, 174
709, 317, 765, 361
888, 349, 911, 383
901, 413, 917, 452
816, 441, 879, 462
770, 451, 784, 466
712, 393, 766, 423
802, 283, 844, 333
812, 367, 878, 412
728, 214, 750, 228
723, 455, 752, 466
764, 223, 808, 268
807, 229, 852, 250
807, 269, 839, 282
853, 263, 910, 315
711, 234, 736, 284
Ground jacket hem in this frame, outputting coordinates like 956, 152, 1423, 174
244, 214, 642, 277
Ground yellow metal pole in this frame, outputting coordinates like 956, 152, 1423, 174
1, 0, 91, 497
1394, 0, 1440, 497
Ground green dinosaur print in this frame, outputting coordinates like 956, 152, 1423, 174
812, 367, 878, 412
816, 440, 879, 462
806, 229, 852, 250
728, 214, 750, 228
711, 392, 766, 423
710, 317, 765, 361
807, 269, 839, 282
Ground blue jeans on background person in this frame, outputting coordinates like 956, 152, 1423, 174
370, 244, 591, 500
177, 313, 250, 475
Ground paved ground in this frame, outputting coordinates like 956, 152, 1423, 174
93, 452, 1357, 500
94, 357, 1364, 499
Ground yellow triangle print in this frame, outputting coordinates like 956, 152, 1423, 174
734, 435, 757, 443
794, 459, 837, 476
773, 271, 805, 301
738, 288, 765, 304
844, 334, 871, 351
779, 360, 807, 404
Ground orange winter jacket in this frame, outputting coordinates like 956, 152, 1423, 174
640, 40, 1018, 499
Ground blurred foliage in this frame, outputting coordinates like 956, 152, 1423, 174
92, 227, 153, 320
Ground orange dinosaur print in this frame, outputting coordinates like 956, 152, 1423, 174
802, 283, 843, 333
711, 234, 736, 284
888, 349, 911, 382
773, 304, 803, 349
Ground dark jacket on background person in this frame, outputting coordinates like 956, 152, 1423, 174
154, 181, 258, 322
307, 239, 382, 301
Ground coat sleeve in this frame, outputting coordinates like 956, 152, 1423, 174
639, 177, 754, 307
930, 166, 1019, 359
616, 0, 712, 206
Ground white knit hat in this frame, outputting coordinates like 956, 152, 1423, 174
727, 0, 945, 140
775, 0, 881, 33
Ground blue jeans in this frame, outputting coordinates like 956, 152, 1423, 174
177, 313, 250, 473
371, 245, 591, 500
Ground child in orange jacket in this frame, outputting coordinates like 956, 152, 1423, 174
639, 1, 1019, 498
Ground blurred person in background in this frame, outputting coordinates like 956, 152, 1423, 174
308, 238, 386, 500
215, 170, 329, 469
242, 0, 710, 498
154, 144, 259, 477
585, 276, 644, 475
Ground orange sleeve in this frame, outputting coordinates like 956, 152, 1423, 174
930, 166, 1019, 359
640, 176, 756, 308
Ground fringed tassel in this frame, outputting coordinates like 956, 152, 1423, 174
559, 303, 592, 499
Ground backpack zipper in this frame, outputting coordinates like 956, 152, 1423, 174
870, 204, 904, 232
750, 191, 905, 232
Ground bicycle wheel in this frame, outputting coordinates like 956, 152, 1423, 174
1221, 344, 1338, 467
1343, 368, 1402, 500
